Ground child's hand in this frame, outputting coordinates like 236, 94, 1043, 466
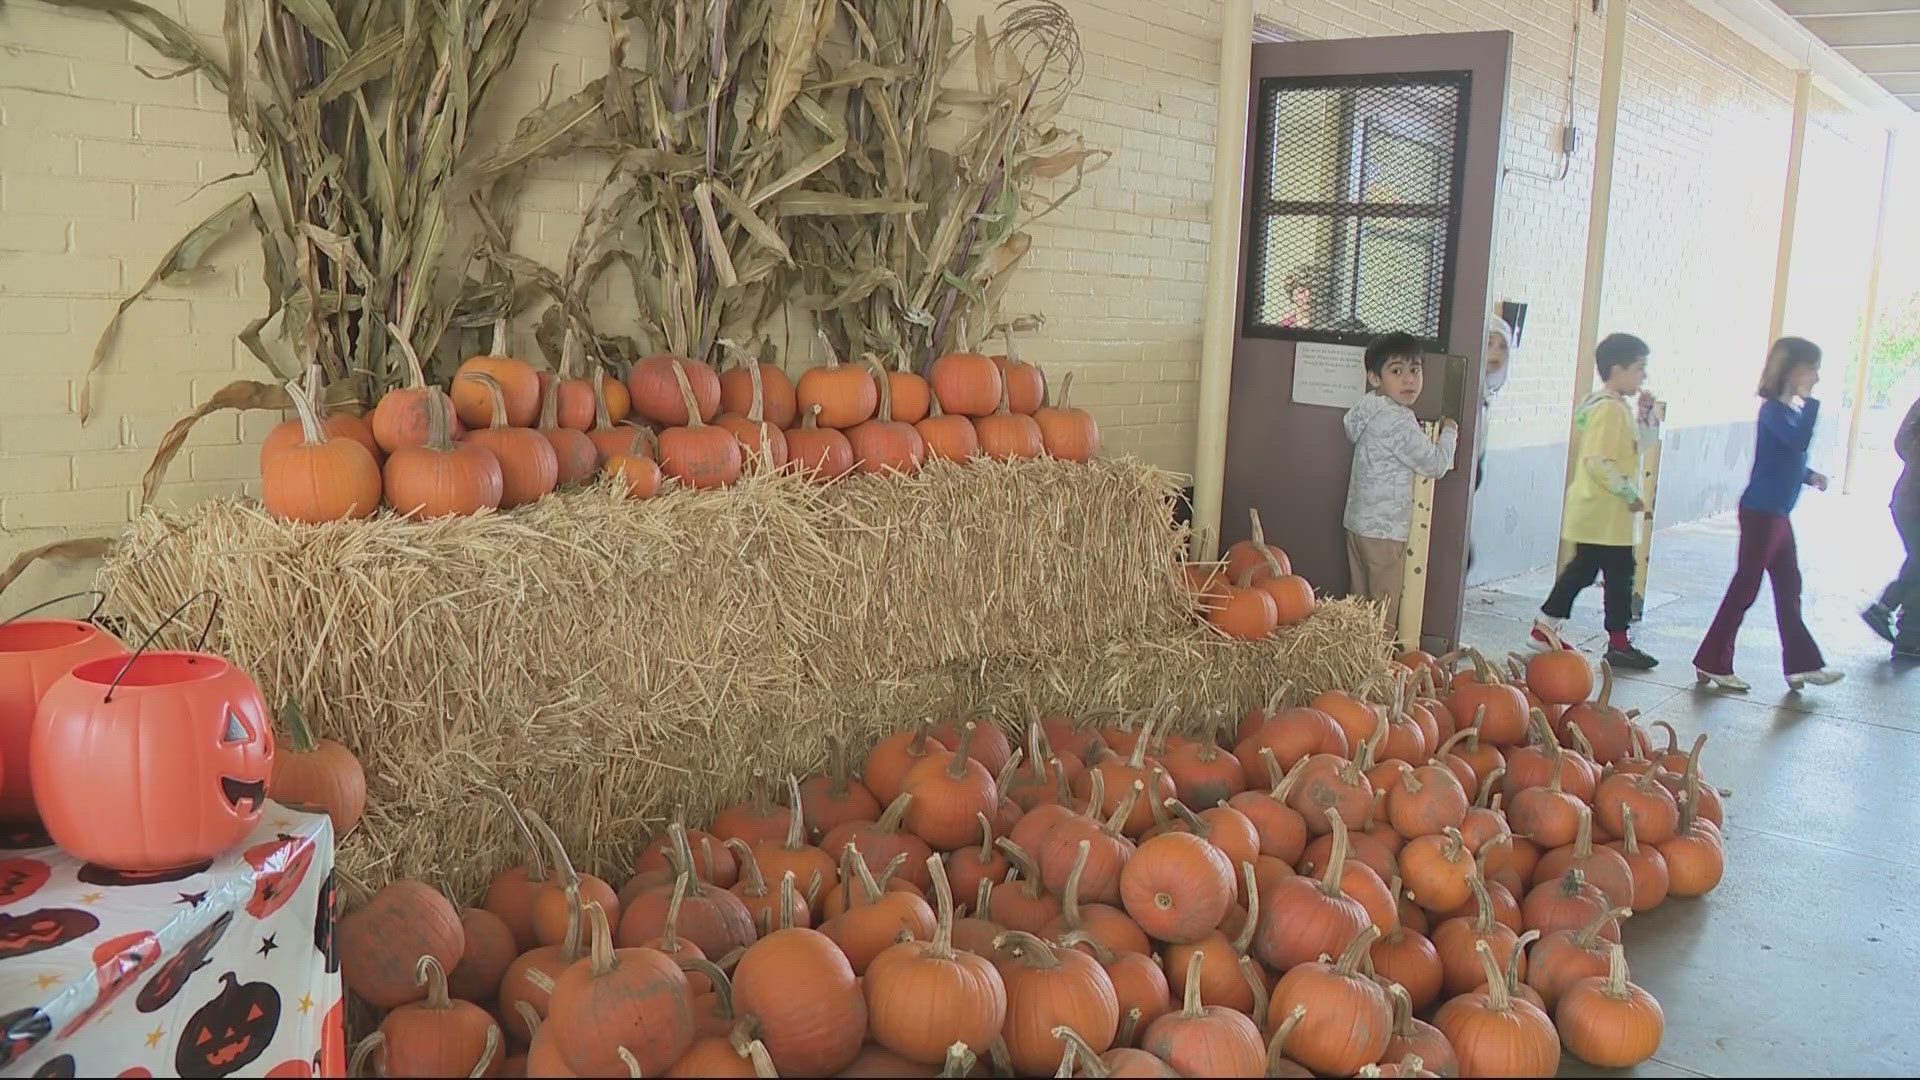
1809, 471, 1830, 492
1629, 499, 1646, 514
1441, 418, 1459, 434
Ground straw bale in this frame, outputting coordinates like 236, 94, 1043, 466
97, 458, 1390, 905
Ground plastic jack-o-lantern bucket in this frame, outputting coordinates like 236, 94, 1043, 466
31, 593, 274, 871
0, 593, 129, 822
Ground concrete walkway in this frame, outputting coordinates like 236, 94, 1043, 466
1464, 487, 1920, 1077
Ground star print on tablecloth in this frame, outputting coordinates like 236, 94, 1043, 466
176, 891, 207, 908
78, 892, 103, 905
34, 974, 60, 990
257, 934, 278, 956
298, 994, 314, 1015
145, 1027, 165, 1048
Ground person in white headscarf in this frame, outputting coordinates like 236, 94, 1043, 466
1468, 317, 1514, 574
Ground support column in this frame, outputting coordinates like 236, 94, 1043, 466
1844, 129, 1898, 495
1189, 0, 1255, 559
1769, 70, 1813, 344
1556, 0, 1631, 565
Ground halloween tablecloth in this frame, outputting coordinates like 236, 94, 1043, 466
0, 803, 343, 1078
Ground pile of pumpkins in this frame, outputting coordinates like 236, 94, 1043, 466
1185, 510, 1319, 640
259, 325, 1102, 525
339, 645, 1723, 1078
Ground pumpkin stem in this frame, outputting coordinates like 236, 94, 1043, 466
514, 1001, 542, 1040
660, 872, 689, 951
875, 852, 908, 890
1127, 712, 1157, 771
489, 318, 508, 358
385, 321, 429, 390
1334, 924, 1381, 975
1266, 1004, 1306, 1075
1319, 809, 1354, 901
1238, 954, 1268, 1024
1178, 948, 1207, 1018
1060, 839, 1091, 929
780, 775, 809, 852
946, 721, 979, 780
1264, 680, 1291, 716
1651, 719, 1682, 758
801, 401, 824, 431
1387, 981, 1414, 1036
1566, 721, 1598, 761
1504, 929, 1539, 993
591, 364, 615, 431
1620, 805, 1641, 854
485, 787, 548, 882
581, 900, 617, 976
845, 842, 885, 903
863, 354, 894, 424
1081, 768, 1107, 821
459, 371, 513, 432
946, 1042, 983, 1078
994, 837, 1045, 899
746, 1040, 777, 1079
1576, 905, 1633, 948
1441, 825, 1466, 862
283, 370, 328, 447
1572, 803, 1596, 857
1466, 873, 1497, 935
1561, 866, 1590, 899
875, 791, 914, 834
824, 734, 852, 798
1597, 657, 1615, 707
816, 327, 842, 369
1057, 928, 1116, 965
1270, 752, 1311, 802
973, 876, 994, 924
414, 954, 453, 1010
727, 838, 767, 897
1050, 1027, 1106, 1078
1057, 369, 1075, 411
992, 750, 1025, 802
1249, 506, 1269, 548
666, 822, 712, 898
468, 1027, 500, 1079
778, 870, 799, 931
1472, 938, 1510, 1012
348, 1032, 386, 1078
925, 855, 958, 960
746, 354, 768, 425
616, 1045, 639, 1078
666, 357, 706, 429
1602, 941, 1632, 999
680, 956, 734, 1018
1102, 780, 1143, 838
993, 929, 1063, 969
1475, 765, 1505, 809
1433, 726, 1475, 764
1163, 798, 1208, 838
971, 811, 998, 864
1117, 1006, 1142, 1048
1402, 769, 1426, 796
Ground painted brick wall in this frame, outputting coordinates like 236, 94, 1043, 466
0, 0, 1895, 605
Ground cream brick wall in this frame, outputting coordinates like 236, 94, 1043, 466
0, 0, 1896, 606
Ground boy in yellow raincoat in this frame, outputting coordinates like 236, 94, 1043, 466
1532, 333, 1662, 670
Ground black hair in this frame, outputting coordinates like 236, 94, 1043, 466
1595, 333, 1650, 379
1363, 331, 1422, 376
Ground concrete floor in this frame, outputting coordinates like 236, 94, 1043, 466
1463, 482, 1920, 1077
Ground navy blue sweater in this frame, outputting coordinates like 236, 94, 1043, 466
1739, 398, 1819, 516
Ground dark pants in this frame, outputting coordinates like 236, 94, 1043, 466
1694, 508, 1824, 676
1543, 543, 1636, 634
1880, 506, 1920, 649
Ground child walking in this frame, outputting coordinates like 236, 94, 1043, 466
1533, 333, 1661, 670
1343, 332, 1459, 634
1692, 337, 1843, 691
1863, 393, 1920, 659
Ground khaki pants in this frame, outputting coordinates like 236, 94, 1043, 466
1347, 530, 1408, 631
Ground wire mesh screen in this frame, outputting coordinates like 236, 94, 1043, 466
1242, 71, 1471, 350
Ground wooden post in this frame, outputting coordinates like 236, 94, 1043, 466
1843, 129, 1898, 495
1398, 422, 1441, 651
1631, 401, 1667, 622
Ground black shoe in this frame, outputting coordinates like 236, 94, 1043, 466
1606, 644, 1659, 670
1864, 603, 1896, 645
1895, 645, 1920, 662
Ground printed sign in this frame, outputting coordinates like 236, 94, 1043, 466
1291, 341, 1368, 409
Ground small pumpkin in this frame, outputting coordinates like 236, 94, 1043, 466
1207, 570, 1279, 640
916, 389, 981, 463
929, 326, 1005, 419
1449, 651, 1531, 746
1251, 811, 1370, 973
1656, 779, 1724, 898
445, 907, 515, 1006
717, 343, 798, 429
585, 375, 646, 466
481, 788, 554, 952
352, 956, 500, 1078
1382, 982, 1458, 1077
547, 903, 695, 1077
797, 734, 881, 839
266, 700, 364, 837
262, 369, 383, 523
1119, 828, 1234, 945
1555, 942, 1663, 1067
1035, 370, 1100, 462
1223, 507, 1292, 582
458, 372, 558, 508
525, 811, 621, 950
821, 791, 936, 891
847, 356, 928, 475
1141, 949, 1265, 1077
372, 329, 465, 452
785, 403, 856, 480
1054, 1024, 1177, 1078
1044, 840, 1152, 957
992, 328, 1047, 414
657, 360, 744, 489
452, 320, 541, 428
715, 356, 791, 473
732, 923, 867, 1075
629, 352, 721, 427
1560, 660, 1638, 764
338, 879, 464, 1009
820, 843, 936, 974
618, 823, 755, 958
534, 331, 600, 485
1265, 925, 1390, 1076
993, 931, 1119, 1076
605, 428, 663, 499
1605, 805, 1671, 911
973, 370, 1044, 461
864, 857, 1007, 1064
383, 367, 503, 519
1433, 938, 1560, 1077
796, 331, 878, 429
1525, 625, 1593, 705
1526, 903, 1631, 1013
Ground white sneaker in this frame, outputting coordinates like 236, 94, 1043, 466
1787, 669, 1844, 691
1695, 669, 1750, 692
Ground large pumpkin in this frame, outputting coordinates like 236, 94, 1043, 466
548, 904, 695, 1077
630, 354, 722, 427
929, 339, 1004, 419
33, 639, 274, 871
657, 363, 744, 489
796, 332, 879, 429
0, 595, 128, 822
261, 371, 383, 524
383, 389, 504, 519
719, 346, 798, 429
338, 879, 465, 1009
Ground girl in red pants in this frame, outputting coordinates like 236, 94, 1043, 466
1693, 337, 1843, 692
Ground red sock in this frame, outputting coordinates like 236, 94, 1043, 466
1609, 631, 1631, 651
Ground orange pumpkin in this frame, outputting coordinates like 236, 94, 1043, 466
916, 391, 981, 463
786, 403, 856, 481
1206, 571, 1279, 640
605, 429, 663, 500
848, 357, 927, 475
383, 363, 503, 519
1267, 925, 1391, 1076
929, 336, 1004, 419
718, 346, 798, 429
371, 332, 465, 452
452, 320, 542, 428
445, 907, 517, 1005
537, 356, 597, 433
1035, 370, 1100, 462
991, 328, 1048, 415
262, 370, 383, 523
354, 956, 500, 1077
1224, 508, 1290, 582
715, 359, 790, 472
863, 857, 1006, 1064
458, 372, 558, 508
266, 700, 364, 837
973, 374, 1044, 461
657, 362, 744, 489
547, 903, 695, 1076
797, 331, 878, 429
994, 931, 1119, 1075
536, 349, 600, 487
585, 375, 648, 466
338, 879, 464, 1009
881, 354, 932, 425
1141, 949, 1265, 1077
733, 926, 868, 1075
629, 353, 721, 426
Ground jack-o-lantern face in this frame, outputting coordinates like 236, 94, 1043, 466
0, 858, 50, 905
32, 652, 275, 872
59, 931, 163, 1038
310, 869, 336, 973
0, 1008, 51, 1068
243, 835, 313, 920
176, 972, 280, 1079
138, 911, 231, 1013
0, 908, 97, 960
77, 860, 211, 888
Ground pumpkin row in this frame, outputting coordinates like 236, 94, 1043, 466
262, 329, 1101, 524
341, 642, 1718, 1077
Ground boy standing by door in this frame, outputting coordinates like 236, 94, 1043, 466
1533, 332, 1662, 669
1344, 332, 1459, 634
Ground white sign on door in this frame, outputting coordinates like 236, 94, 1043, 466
1291, 341, 1368, 410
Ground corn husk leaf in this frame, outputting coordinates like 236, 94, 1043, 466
138, 380, 292, 507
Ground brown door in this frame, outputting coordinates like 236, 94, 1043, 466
1220, 32, 1511, 652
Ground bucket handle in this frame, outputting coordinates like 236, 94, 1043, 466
0, 591, 108, 627
103, 591, 221, 704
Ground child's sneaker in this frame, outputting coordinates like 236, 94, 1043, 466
1787, 668, 1843, 691
1863, 603, 1896, 645
1605, 643, 1659, 670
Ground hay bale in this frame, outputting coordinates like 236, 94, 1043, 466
98, 458, 1389, 904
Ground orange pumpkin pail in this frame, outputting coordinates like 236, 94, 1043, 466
0, 592, 129, 822
31, 592, 274, 870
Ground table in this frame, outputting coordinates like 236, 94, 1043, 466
0, 803, 343, 1078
